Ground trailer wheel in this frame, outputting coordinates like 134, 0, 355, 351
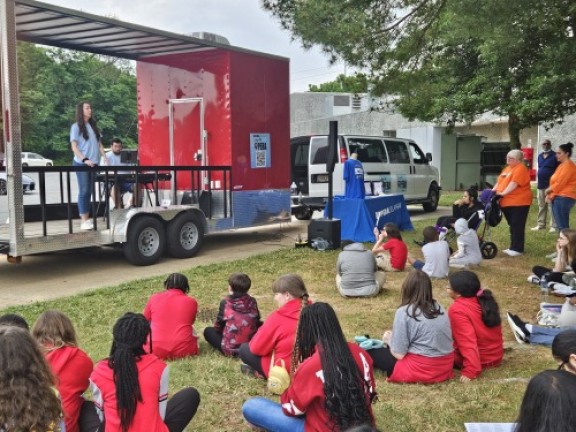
166, 212, 204, 258
294, 206, 313, 220
481, 241, 498, 259
0, 179, 6, 196
124, 216, 166, 266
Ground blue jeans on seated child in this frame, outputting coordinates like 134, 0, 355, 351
242, 397, 305, 432
412, 260, 425, 270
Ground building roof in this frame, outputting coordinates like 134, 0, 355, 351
14, 0, 286, 60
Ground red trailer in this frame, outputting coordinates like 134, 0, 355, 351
0, 0, 291, 265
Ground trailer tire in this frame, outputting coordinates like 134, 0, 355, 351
294, 206, 313, 220
124, 216, 166, 266
166, 212, 204, 258
0, 179, 6, 196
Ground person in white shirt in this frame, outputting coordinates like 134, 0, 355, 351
449, 218, 483, 268
407, 226, 450, 278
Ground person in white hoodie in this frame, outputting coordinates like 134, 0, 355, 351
449, 218, 482, 268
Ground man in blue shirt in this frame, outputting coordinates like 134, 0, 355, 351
531, 139, 559, 232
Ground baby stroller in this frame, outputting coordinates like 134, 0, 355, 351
440, 189, 500, 259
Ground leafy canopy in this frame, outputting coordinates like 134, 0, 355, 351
263, 0, 576, 147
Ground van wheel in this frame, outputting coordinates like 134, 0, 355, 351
422, 184, 439, 212
166, 212, 204, 258
294, 206, 313, 220
124, 216, 166, 265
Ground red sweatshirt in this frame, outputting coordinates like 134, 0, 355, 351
280, 343, 375, 432
248, 298, 304, 377
448, 296, 504, 379
45, 346, 93, 432
90, 354, 169, 432
143, 289, 199, 359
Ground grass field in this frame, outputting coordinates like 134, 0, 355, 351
2, 195, 574, 431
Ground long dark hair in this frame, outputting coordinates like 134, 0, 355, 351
291, 303, 375, 431
448, 271, 501, 327
552, 329, 576, 365
75, 101, 101, 141
400, 269, 442, 320
108, 313, 150, 432
558, 142, 573, 158
514, 370, 576, 432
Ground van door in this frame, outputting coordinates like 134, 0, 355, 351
383, 139, 414, 198
308, 136, 344, 197
408, 142, 431, 200
290, 137, 310, 194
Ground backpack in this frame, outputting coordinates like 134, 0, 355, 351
485, 199, 502, 227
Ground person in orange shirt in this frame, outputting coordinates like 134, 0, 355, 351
492, 149, 532, 256
546, 142, 576, 231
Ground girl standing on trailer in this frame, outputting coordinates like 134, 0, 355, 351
367, 269, 454, 383
0, 325, 64, 431
32, 310, 93, 432
372, 222, 408, 272
242, 302, 377, 432
446, 271, 503, 381
82, 312, 200, 432
143, 273, 199, 359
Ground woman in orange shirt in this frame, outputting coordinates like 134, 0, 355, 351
546, 142, 576, 230
493, 149, 532, 256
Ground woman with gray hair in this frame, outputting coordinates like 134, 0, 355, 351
492, 149, 532, 256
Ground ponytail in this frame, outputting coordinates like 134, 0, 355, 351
476, 289, 501, 327
448, 271, 501, 327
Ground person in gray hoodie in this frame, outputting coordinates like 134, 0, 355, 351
336, 240, 386, 297
449, 218, 482, 268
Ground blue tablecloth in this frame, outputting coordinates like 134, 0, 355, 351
324, 195, 413, 242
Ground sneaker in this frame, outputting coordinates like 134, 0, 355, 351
240, 363, 264, 379
449, 263, 468, 269
527, 274, 540, 284
413, 240, 426, 247
530, 226, 544, 231
507, 312, 528, 344
546, 251, 557, 259
504, 249, 523, 257
80, 220, 94, 230
549, 227, 557, 233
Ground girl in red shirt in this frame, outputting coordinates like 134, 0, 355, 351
242, 302, 377, 432
32, 310, 93, 432
446, 271, 503, 382
372, 222, 408, 271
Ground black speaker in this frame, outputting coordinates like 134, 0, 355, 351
326, 121, 338, 173
308, 218, 341, 250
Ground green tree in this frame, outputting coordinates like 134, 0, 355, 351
263, 0, 576, 148
308, 73, 369, 93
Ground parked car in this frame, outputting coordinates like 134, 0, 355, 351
21, 152, 53, 167
0, 172, 36, 195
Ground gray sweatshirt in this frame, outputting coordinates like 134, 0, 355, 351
336, 242, 378, 296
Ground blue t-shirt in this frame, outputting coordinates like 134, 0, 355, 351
537, 151, 559, 189
71, 122, 100, 164
343, 158, 365, 199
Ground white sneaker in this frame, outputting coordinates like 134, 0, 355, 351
530, 226, 544, 231
504, 249, 523, 257
80, 220, 94, 230
549, 227, 557, 233
527, 274, 540, 284
449, 263, 468, 269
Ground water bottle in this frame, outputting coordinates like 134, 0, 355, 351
290, 181, 297, 195
540, 273, 549, 302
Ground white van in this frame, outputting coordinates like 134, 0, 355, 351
290, 135, 441, 220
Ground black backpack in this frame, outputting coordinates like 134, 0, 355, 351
485, 198, 502, 227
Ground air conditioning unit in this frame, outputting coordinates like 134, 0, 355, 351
351, 95, 362, 109
190, 32, 230, 45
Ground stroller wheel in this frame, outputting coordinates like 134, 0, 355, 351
481, 241, 498, 259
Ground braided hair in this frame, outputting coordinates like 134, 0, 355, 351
75, 101, 101, 141
291, 302, 375, 431
108, 313, 150, 432
164, 273, 190, 293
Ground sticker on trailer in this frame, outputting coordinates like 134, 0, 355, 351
250, 133, 271, 168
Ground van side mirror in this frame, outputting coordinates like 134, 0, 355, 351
426, 152, 432, 162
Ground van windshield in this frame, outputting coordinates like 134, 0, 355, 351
346, 138, 387, 163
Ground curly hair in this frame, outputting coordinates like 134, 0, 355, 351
291, 303, 375, 431
32, 310, 78, 351
108, 313, 150, 432
400, 269, 443, 320
75, 101, 101, 141
0, 325, 62, 431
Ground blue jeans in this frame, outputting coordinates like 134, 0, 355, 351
530, 326, 576, 346
552, 196, 575, 230
242, 397, 305, 432
74, 160, 94, 216
412, 260, 425, 270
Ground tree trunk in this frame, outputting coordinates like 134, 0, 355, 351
507, 113, 522, 149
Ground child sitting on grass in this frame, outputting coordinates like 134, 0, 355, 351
203, 273, 261, 357
449, 218, 483, 269
372, 222, 408, 272
407, 226, 450, 279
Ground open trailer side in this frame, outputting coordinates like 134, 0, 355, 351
0, 0, 290, 265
